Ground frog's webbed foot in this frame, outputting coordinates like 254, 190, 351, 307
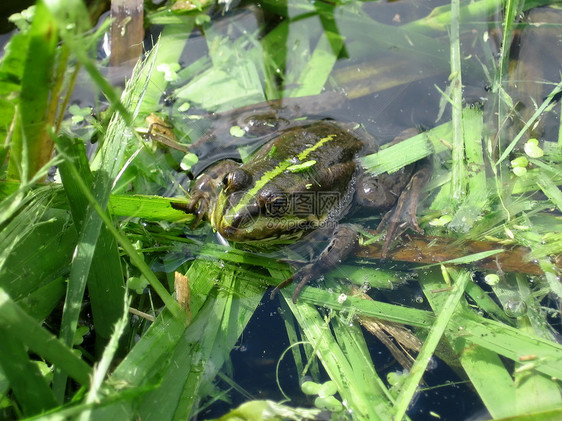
377, 160, 431, 257
270, 224, 359, 303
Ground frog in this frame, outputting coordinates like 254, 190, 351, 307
181, 115, 431, 303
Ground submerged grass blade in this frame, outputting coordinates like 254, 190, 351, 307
288, 24, 341, 97
331, 315, 394, 400
417, 265, 562, 382
459, 316, 562, 413
393, 268, 471, 421
404, 0, 503, 34
419, 268, 518, 418
417, 249, 504, 267
496, 79, 562, 165
462, 318, 562, 380
138, 23, 194, 115
535, 171, 562, 213
449, 107, 487, 231
539, 261, 562, 301
496, 0, 523, 90
282, 291, 393, 420
464, 281, 512, 325
296, 284, 434, 328
448, 0, 465, 206
417, 255, 562, 417
453, 331, 518, 418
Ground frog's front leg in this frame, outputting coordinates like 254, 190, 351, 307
271, 224, 359, 303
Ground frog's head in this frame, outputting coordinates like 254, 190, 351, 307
209, 168, 318, 245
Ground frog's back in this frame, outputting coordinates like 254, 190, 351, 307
237, 121, 364, 224
250, 121, 364, 168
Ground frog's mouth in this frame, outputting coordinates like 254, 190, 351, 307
210, 191, 258, 239
218, 218, 312, 246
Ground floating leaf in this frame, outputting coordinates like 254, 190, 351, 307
524, 139, 544, 158
229, 125, 245, 138
180, 152, 199, 171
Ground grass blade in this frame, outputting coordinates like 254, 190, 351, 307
496, 79, 562, 165
56, 150, 186, 322
0, 288, 91, 386
101, 261, 262, 419
53, 46, 173, 397
449, 106, 488, 232
7, 1, 58, 181
453, 337, 517, 418
57, 134, 125, 341
535, 170, 562, 213
420, 268, 518, 418
448, 0, 465, 205
0, 32, 27, 164
282, 289, 394, 420
0, 325, 57, 416
393, 268, 471, 421
79, 295, 131, 421
360, 121, 452, 176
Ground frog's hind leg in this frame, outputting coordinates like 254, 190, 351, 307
377, 158, 432, 257
270, 224, 359, 303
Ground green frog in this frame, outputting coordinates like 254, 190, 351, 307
182, 116, 430, 302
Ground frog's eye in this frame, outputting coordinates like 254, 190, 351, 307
223, 169, 252, 192
258, 191, 289, 217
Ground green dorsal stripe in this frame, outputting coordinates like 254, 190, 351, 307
231, 134, 337, 214
297, 134, 335, 161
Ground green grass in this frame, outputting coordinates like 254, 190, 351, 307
1, 0, 562, 420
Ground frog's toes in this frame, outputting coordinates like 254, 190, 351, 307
270, 263, 317, 303
377, 161, 431, 257
192, 202, 208, 228
290, 264, 317, 303
184, 193, 208, 227
378, 208, 423, 258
